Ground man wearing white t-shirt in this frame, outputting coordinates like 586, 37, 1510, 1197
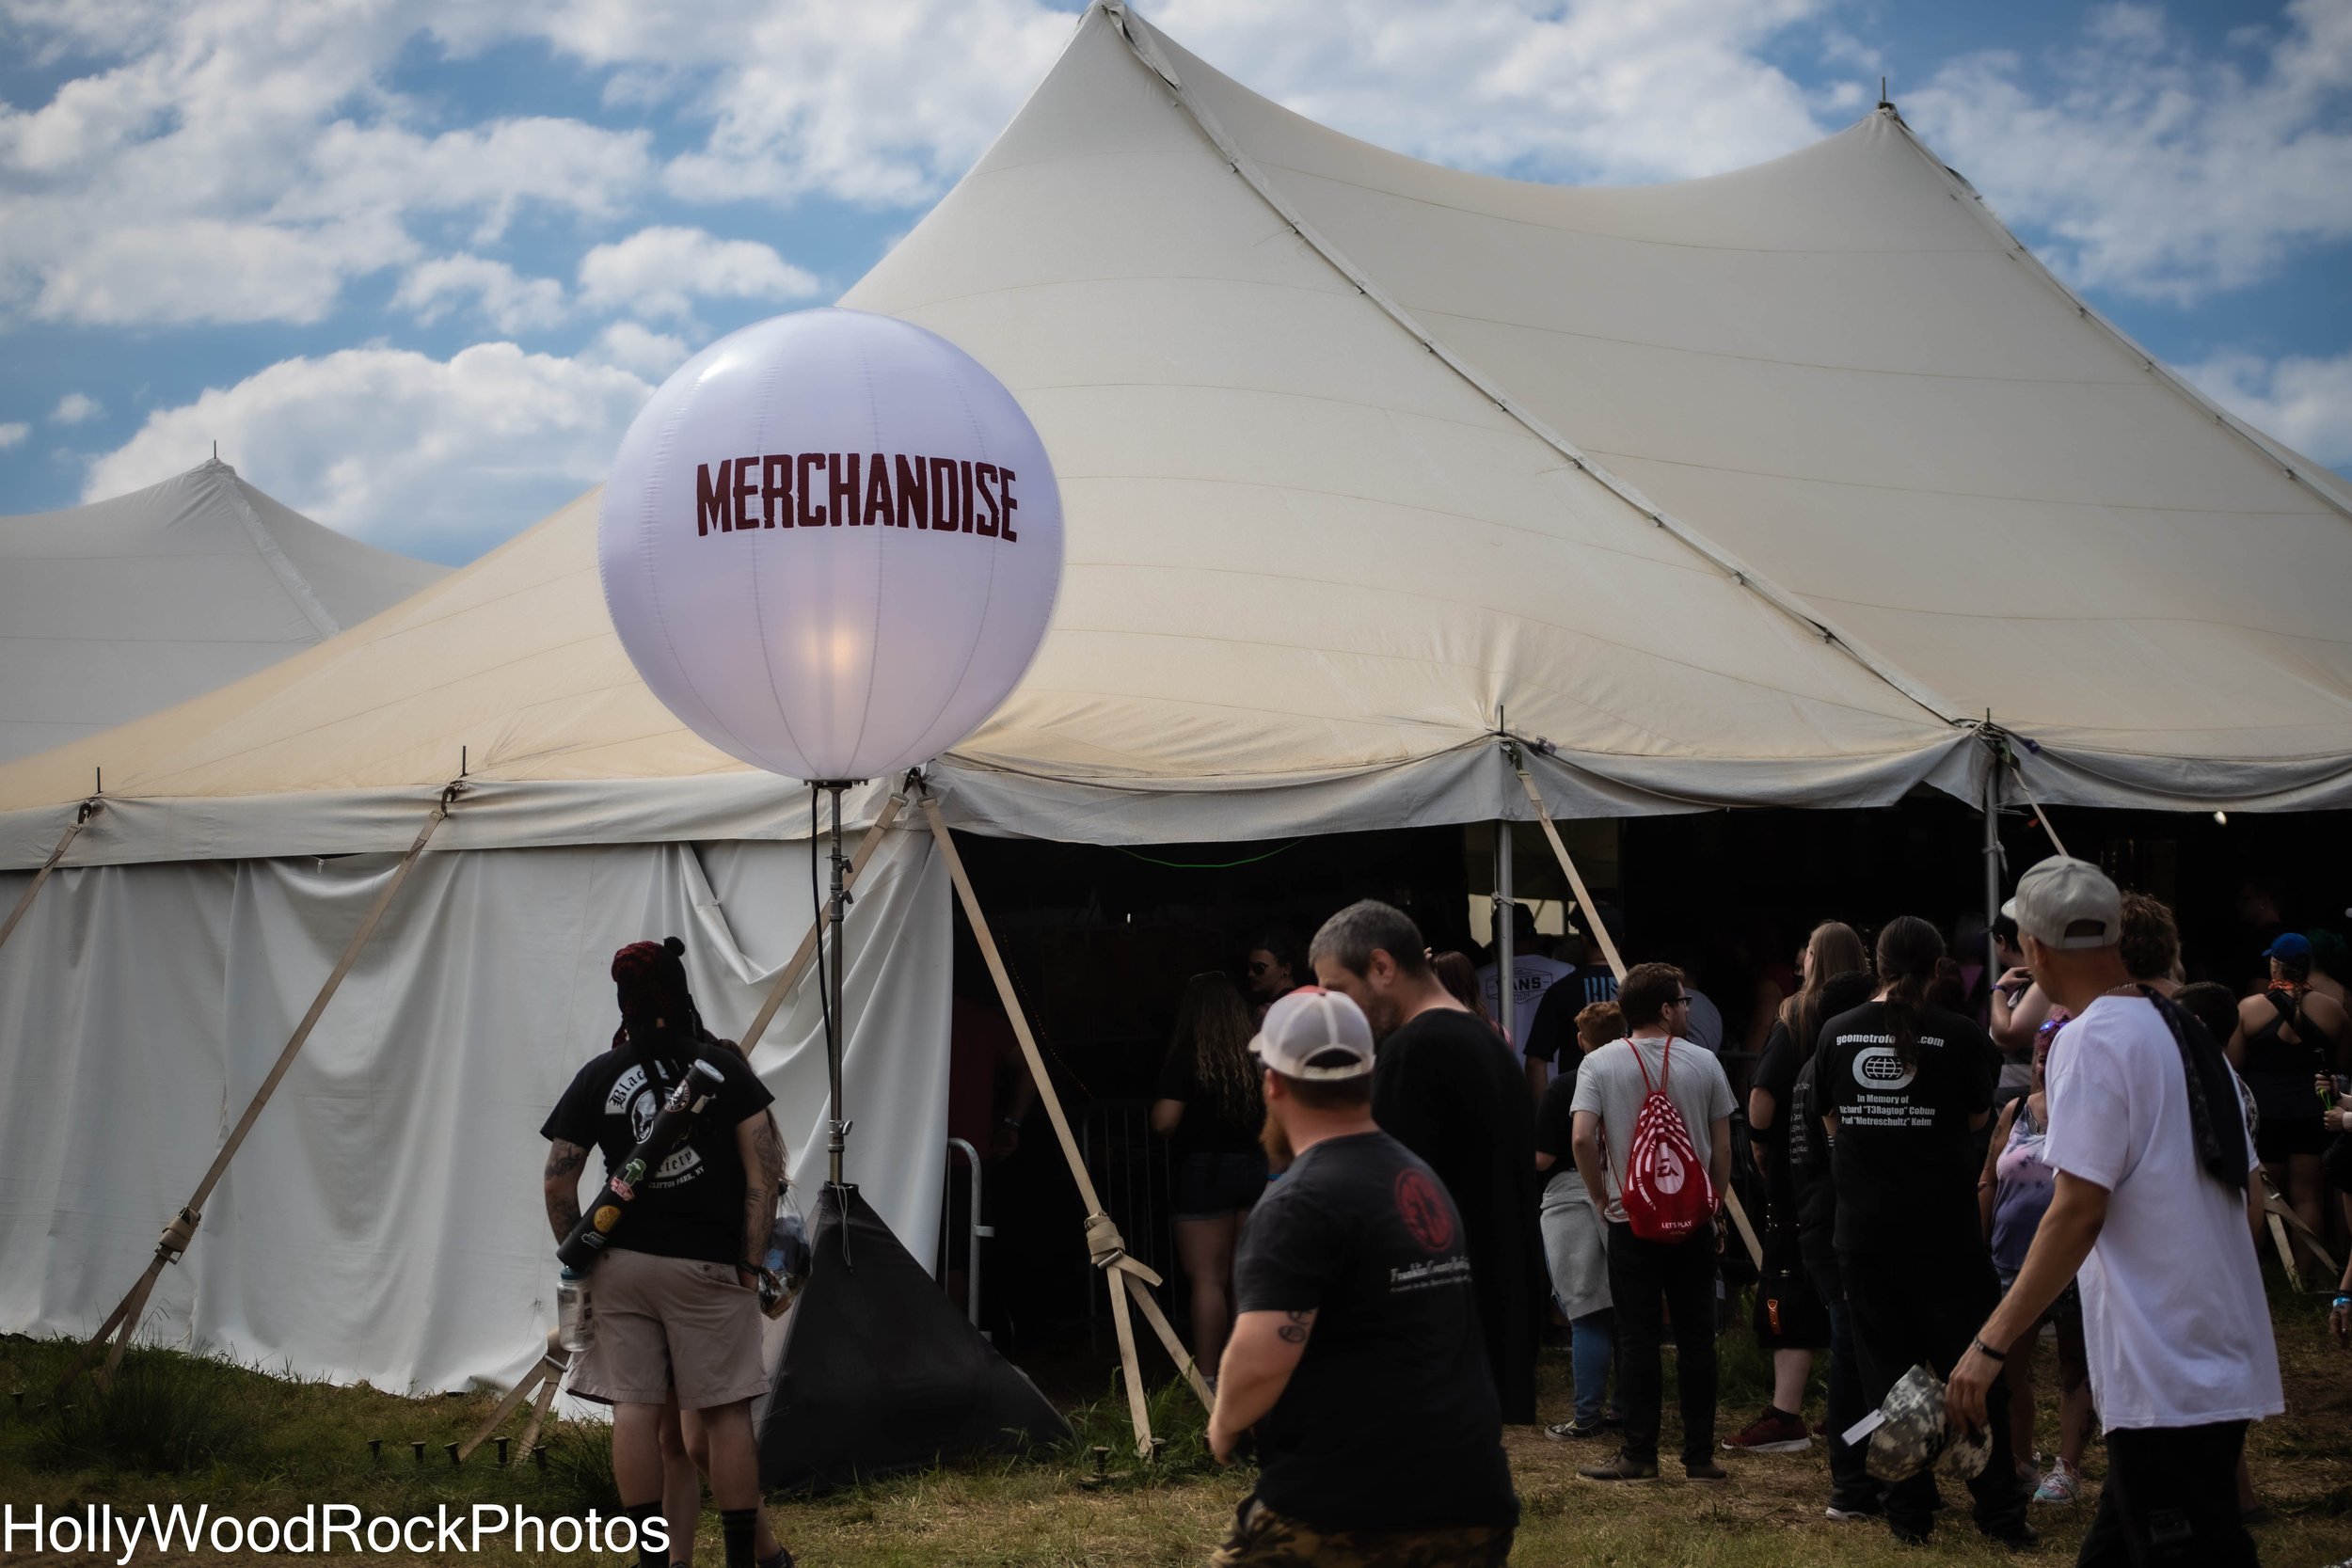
1949, 857, 2279, 1567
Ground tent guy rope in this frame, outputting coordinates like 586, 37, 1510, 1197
0, 794, 100, 958
60, 779, 464, 1394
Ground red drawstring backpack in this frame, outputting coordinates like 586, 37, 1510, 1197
1619, 1037, 1715, 1243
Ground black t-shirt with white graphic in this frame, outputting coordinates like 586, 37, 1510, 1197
1818, 1001, 1996, 1255
540, 1043, 775, 1266
1232, 1131, 1518, 1532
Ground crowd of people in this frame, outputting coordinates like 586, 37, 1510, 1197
1156, 859, 2347, 1567
532, 857, 2345, 1568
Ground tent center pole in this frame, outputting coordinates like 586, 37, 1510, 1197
1494, 821, 1515, 1044
1982, 752, 2004, 987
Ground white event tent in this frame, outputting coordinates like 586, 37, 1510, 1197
3, 0, 2348, 1394
0, 459, 447, 767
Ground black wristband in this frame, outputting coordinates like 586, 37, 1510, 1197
1971, 1337, 2006, 1363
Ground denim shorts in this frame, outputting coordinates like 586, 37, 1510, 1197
1174, 1149, 1268, 1219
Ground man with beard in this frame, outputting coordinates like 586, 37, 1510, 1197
1208, 987, 1518, 1567
1310, 900, 1542, 1424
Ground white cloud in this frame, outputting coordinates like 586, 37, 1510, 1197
83, 342, 655, 558
475, 0, 1079, 208
393, 255, 568, 333
1904, 0, 2352, 302
577, 226, 819, 320
2182, 348, 2352, 470
1152, 0, 1839, 182
0, 5, 652, 328
0, 422, 27, 450
50, 392, 102, 425
586, 320, 693, 379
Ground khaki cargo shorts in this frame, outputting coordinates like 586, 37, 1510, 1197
1210, 1499, 1514, 1568
568, 1248, 768, 1411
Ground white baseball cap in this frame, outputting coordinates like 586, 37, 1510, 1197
2002, 855, 2123, 951
1249, 987, 1376, 1080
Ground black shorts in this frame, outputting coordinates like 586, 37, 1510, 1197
1752, 1229, 1831, 1349
2254, 1117, 2328, 1162
1174, 1149, 1267, 1220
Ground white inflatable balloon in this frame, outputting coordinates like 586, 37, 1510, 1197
599, 309, 1063, 782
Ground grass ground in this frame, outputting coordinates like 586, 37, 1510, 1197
1, 1280, 2346, 1567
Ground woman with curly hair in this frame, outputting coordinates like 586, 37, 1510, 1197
1152, 971, 1269, 1378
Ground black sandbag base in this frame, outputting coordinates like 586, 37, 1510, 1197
758, 1182, 1070, 1491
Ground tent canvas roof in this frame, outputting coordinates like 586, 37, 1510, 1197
0, 460, 446, 766
4, 0, 2347, 866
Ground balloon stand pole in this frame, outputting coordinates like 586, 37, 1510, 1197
816, 782, 856, 1197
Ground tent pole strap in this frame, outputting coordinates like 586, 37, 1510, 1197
1495, 821, 1516, 1045
1509, 758, 1762, 1269
738, 787, 904, 1055
1980, 725, 2069, 861
64, 784, 459, 1394
0, 797, 101, 958
920, 794, 1206, 1454
1509, 763, 1626, 982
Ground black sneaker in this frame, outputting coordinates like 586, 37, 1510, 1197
1982, 1522, 2042, 1552
1825, 1495, 1884, 1523
1578, 1452, 1659, 1481
1543, 1416, 1610, 1440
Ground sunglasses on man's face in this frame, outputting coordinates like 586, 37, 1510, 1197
1245, 961, 1271, 976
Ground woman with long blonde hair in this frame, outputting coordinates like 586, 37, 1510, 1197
1151, 971, 1268, 1379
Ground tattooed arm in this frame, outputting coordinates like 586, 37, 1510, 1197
542, 1139, 588, 1244
736, 1111, 787, 1282
1208, 1307, 1317, 1463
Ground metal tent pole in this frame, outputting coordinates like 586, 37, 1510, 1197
1495, 821, 1516, 1043
1983, 752, 2004, 986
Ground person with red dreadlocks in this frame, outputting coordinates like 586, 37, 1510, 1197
541, 937, 792, 1568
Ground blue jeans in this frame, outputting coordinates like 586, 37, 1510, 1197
1570, 1308, 1616, 1423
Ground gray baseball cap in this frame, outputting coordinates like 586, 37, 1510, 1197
2002, 855, 2122, 951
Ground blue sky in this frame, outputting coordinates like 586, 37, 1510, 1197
2, 0, 2346, 563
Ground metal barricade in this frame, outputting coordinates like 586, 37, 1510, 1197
940, 1137, 993, 1335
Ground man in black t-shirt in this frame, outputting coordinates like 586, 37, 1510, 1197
1208, 987, 1517, 1567
541, 938, 788, 1568
1311, 899, 1544, 1424
1817, 917, 2028, 1548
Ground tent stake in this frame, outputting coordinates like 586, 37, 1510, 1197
0, 796, 101, 959
1507, 752, 1763, 1270
920, 791, 1209, 1457
60, 781, 463, 1395
458, 1332, 569, 1464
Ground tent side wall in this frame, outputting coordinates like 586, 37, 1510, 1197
0, 830, 948, 1395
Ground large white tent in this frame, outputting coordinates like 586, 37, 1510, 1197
2, 0, 2347, 1392
0, 459, 446, 767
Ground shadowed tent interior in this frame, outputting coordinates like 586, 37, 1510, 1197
0, 0, 2344, 1442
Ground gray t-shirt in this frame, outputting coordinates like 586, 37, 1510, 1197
1568, 1034, 1736, 1224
